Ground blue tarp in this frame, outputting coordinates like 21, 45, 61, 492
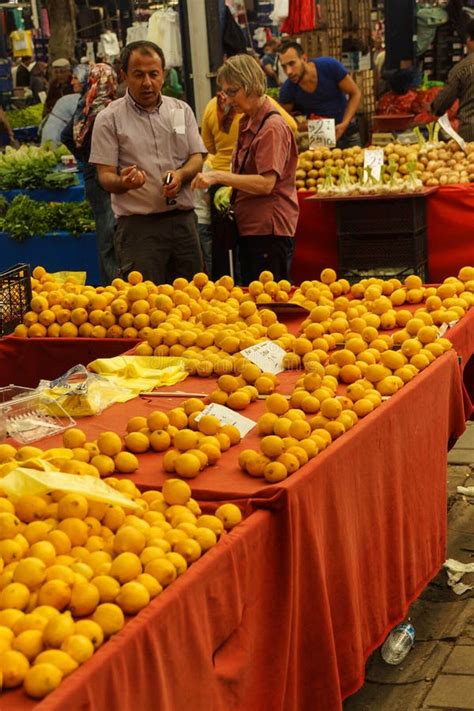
0, 175, 85, 203
0, 231, 100, 285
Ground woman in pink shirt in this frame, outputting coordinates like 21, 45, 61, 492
192, 54, 299, 284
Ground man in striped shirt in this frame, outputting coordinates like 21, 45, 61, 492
432, 20, 474, 142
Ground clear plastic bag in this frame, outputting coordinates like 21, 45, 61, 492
37, 364, 135, 417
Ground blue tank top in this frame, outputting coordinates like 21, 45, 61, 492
279, 57, 348, 123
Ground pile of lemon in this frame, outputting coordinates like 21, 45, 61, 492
120, 401, 242, 478
235, 268, 473, 483
0, 446, 242, 699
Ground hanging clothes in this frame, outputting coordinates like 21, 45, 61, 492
86, 42, 95, 63
147, 8, 182, 67
281, 0, 315, 35
222, 6, 247, 57
416, 6, 448, 55
270, 0, 289, 24
10, 30, 34, 58
126, 22, 148, 45
98, 31, 120, 62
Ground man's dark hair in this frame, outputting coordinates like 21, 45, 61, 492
467, 20, 474, 42
278, 40, 304, 56
120, 41, 166, 73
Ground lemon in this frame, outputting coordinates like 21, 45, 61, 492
92, 603, 125, 637
0, 582, 30, 611
42, 612, 75, 648
144, 558, 177, 587
12, 629, 44, 661
214, 503, 242, 530
24, 662, 63, 698
61, 634, 94, 664
34, 649, 78, 676
161, 479, 192, 506
74, 619, 104, 649
0, 649, 30, 687
0, 512, 21, 539
116, 581, 150, 615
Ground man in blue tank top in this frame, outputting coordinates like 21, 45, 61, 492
278, 40, 362, 148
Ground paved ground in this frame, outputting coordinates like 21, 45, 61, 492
344, 420, 474, 710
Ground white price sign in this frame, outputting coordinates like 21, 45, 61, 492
438, 113, 466, 152
240, 340, 286, 375
363, 148, 384, 182
195, 403, 256, 438
308, 118, 336, 148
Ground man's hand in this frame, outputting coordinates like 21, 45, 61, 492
335, 122, 348, 141
120, 165, 146, 191
191, 171, 220, 191
163, 169, 183, 199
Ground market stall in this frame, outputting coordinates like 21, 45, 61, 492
0, 345, 466, 711
292, 186, 474, 285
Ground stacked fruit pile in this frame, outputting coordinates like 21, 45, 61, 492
0, 441, 242, 699
296, 140, 474, 193
12, 265, 474, 484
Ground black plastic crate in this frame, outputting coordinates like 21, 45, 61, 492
338, 228, 428, 277
0, 263, 32, 337
340, 262, 428, 284
337, 196, 427, 235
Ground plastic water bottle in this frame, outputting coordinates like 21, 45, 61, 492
381, 622, 415, 665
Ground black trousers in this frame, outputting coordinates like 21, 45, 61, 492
238, 235, 294, 284
115, 210, 203, 284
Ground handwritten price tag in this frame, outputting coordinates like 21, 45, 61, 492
363, 148, 384, 182
240, 340, 286, 375
438, 114, 466, 152
308, 118, 336, 148
194, 404, 256, 438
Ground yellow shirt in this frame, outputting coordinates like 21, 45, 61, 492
201, 96, 298, 172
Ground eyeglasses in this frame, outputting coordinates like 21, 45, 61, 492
220, 86, 241, 98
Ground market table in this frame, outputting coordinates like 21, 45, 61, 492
1, 305, 472, 416
0, 337, 140, 388
292, 185, 474, 284
2, 348, 465, 710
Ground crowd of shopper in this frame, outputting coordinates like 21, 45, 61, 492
2, 34, 368, 286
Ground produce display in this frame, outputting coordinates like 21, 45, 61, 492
376, 86, 458, 128
0, 196, 95, 241
5, 104, 44, 130
296, 139, 474, 195
0, 443, 242, 699
0, 145, 74, 191
13, 265, 474, 484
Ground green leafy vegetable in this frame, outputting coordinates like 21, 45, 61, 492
5, 103, 44, 129
0, 195, 95, 242
0, 145, 70, 190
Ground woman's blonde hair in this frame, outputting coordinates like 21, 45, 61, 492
217, 54, 267, 97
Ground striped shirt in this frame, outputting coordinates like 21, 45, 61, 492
432, 53, 474, 142
90, 91, 207, 216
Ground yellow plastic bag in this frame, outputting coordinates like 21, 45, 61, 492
0, 466, 139, 509
49, 271, 87, 285
88, 355, 188, 395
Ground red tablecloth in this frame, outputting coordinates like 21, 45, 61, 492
292, 186, 474, 284
1, 349, 466, 711
449, 308, 474, 418
0, 337, 140, 388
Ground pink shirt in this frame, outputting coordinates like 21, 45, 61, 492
90, 91, 207, 217
232, 96, 299, 237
